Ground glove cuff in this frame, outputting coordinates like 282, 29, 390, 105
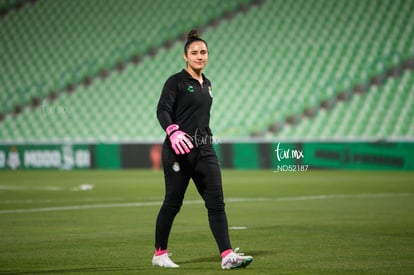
166, 124, 179, 136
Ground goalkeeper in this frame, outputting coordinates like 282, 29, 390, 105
152, 29, 253, 270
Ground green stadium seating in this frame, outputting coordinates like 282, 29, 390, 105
276, 70, 414, 140
0, 0, 413, 142
0, 0, 252, 113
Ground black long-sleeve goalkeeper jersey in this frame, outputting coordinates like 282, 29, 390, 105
157, 69, 214, 145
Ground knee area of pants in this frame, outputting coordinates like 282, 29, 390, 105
161, 204, 182, 215
206, 205, 225, 216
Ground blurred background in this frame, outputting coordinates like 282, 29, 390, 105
0, 0, 413, 170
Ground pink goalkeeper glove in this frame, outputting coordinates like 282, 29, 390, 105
166, 124, 194, 155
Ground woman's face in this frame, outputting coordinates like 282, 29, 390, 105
184, 41, 208, 71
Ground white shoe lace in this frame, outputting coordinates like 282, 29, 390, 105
233, 247, 244, 256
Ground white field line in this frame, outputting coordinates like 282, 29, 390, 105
0, 184, 92, 191
0, 197, 159, 205
0, 193, 412, 215
0, 185, 65, 191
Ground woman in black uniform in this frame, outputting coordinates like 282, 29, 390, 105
152, 30, 253, 270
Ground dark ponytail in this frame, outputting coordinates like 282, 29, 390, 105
184, 29, 208, 53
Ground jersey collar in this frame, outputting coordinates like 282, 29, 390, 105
182, 69, 206, 83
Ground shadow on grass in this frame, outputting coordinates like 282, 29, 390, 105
177, 249, 269, 265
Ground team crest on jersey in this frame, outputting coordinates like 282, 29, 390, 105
187, 85, 194, 93
208, 86, 213, 98
172, 162, 180, 172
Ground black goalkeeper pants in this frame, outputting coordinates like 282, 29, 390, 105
154, 143, 232, 253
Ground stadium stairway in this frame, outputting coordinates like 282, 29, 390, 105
0, 0, 35, 17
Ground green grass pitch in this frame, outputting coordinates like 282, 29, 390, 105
0, 170, 413, 274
